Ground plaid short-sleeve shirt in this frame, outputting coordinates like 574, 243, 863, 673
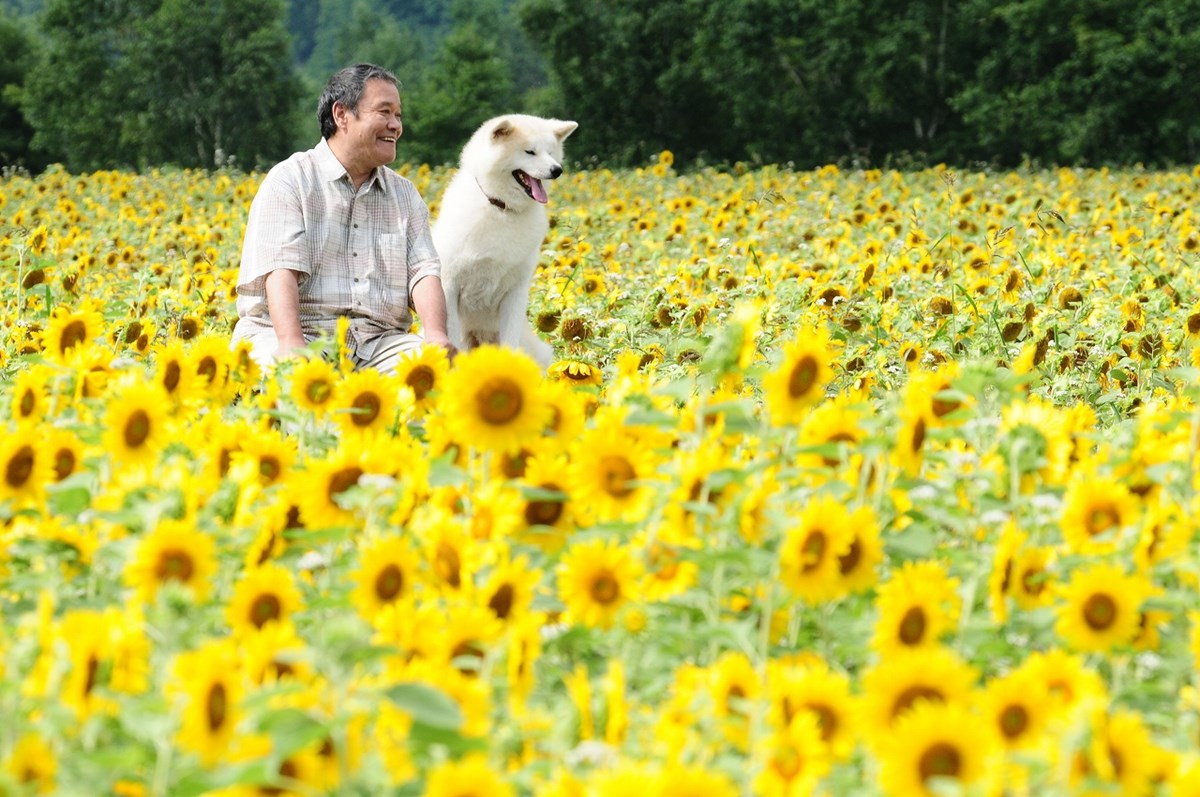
233, 138, 441, 355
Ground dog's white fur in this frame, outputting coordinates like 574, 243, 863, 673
432, 114, 578, 368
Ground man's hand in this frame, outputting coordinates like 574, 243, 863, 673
411, 275, 457, 359
422, 330, 458, 359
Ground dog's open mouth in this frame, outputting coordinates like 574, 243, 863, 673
513, 170, 548, 204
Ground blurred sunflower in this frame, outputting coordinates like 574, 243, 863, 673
124, 518, 218, 604
480, 554, 542, 625
877, 700, 999, 797
440, 345, 549, 453
44, 426, 86, 485
331, 367, 407, 437
226, 563, 303, 636
517, 454, 575, 550
9, 365, 53, 424
778, 495, 856, 604
0, 426, 50, 508
188, 334, 236, 403
831, 504, 883, 595
569, 420, 659, 524
4, 734, 56, 793
767, 658, 857, 761
752, 712, 832, 797
978, 668, 1050, 752
1059, 473, 1140, 555
1008, 544, 1057, 612
289, 357, 340, 416
556, 537, 643, 630
1065, 708, 1159, 796
762, 326, 836, 425
171, 639, 243, 766
430, 603, 504, 677
1054, 562, 1150, 653
151, 339, 197, 404
41, 301, 104, 365
425, 753, 514, 797
393, 343, 449, 415
871, 559, 961, 655
857, 646, 978, 748
655, 763, 739, 797
294, 442, 394, 530
1014, 648, 1107, 720
350, 534, 421, 624
549, 359, 603, 387
102, 380, 171, 466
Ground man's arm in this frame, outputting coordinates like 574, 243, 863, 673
266, 268, 308, 358
411, 275, 456, 356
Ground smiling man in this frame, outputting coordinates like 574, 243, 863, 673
232, 63, 455, 372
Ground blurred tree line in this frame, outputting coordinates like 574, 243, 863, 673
2, 0, 1200, 173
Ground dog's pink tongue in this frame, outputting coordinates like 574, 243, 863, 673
530, 177, 548, 204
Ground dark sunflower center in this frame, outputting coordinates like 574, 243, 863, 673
1086, 505, 1119, 536
53, 447, 76, 482
17, 388, 36, 418
5, 444, 35, 488
788, 355, 819, 399
350, 391, 382, 427
306, 378, 333, 405
196, 356, 218, 385
374, 564, 404, 602
918, 742, 962, 782
892, 686, 943, 718
898, 606, 927, 645
999, 704, 1028, 738
249, 594, 282, 628
600, 455, 636, 498
326, 466, 363, 501
206, 683, 228, 732
60, 319, 87, 353
488, 583, 515, 619
476, 377, 523, 425
1082, 593, 1117, 630
837, 537, 862, 575
801, 530, 826, 572
124, 410, 151, 448
591, 573, 620, 604
156, 549, 195, 582
406, 365, 435, 400
435, 543, 461, 588
162, 360, 182, 393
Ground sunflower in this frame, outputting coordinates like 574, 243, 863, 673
4, 734, 56, 793
415, 510, 479, 595
294, 442, 392, 530
997, 396, 1075, 486
556, 537, 643, 629
857, 645, 978, 749
1059, 473, 1140, 554
424, 753, 513, 797
151, 338, 197, 404
1054, 562, 1150, 653
877, 700, 999, 797
752, 712, 832, 797
762, 325, 836, 425
539, 378, 588, 443
102, 380, 171, 466
987, 522, 1025, 624
480, 554, 542, 625
654, 763, 739, 797
891, 405, 929, 476
871, 559, 961, 655
331, 367, 407, 437
226, 563, 303, 636
795, 394, 866, 470
171, 639, 243, 766
9, 364, 53, 424
124, 518, 218, 604
41, 300, 105, 365
439, 344, 549, 453
57, 608, 118, 719
639, 533, 699, 602
978, 668, 1050, 751
1014, 648, 1107, 721
778, 494, 856, 604
289, 357, 340, 416
905, 363, 973, 427
548, 359, 604, 387
832, 504, 883, 595
393, 343, 450, 415
231, 426, 297, 489
1066, 708, 1159, 795
517, 454, 575, 550
429, 603, 504, 677
0, 425, 50, 507
766, 657, 858, 760
43, 425, 86, 484
1009, 544, 1057, 612
187, 334, 236, 403
350, 534, 421, 624
568, 421, 659, 524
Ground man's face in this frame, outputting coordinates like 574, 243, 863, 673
334, 78, 403, 172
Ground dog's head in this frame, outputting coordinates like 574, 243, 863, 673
464, 114, 578, 206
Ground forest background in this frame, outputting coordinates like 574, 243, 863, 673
1, 0, 1200, 174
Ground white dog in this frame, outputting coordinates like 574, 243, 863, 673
431, 114, 578, 368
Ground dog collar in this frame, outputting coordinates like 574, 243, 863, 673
476, 178, 508, 211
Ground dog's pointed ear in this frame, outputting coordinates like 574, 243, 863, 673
491, 119, 514, 140
554, 121, 578, 142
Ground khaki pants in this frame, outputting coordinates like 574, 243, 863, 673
233, 324, 424, 375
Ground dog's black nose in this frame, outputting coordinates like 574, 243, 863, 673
549, 164, 563, 179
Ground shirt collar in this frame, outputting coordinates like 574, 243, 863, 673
315, 138, 388, 193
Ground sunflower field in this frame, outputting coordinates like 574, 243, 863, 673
3, 155, 1200, 796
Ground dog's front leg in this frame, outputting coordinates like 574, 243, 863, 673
495, 285, 529, 350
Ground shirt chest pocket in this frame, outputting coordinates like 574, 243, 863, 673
376, 232, 409, 311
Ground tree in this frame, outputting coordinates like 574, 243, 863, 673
24, 0, 302, 171
0, 13, 40, 170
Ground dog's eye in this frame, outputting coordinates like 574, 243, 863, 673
524, 149, 535, 155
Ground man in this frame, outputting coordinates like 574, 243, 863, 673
232, 63, 455, 371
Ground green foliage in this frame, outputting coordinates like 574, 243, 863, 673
0, 13, 41, 170
24, 0, 301, 171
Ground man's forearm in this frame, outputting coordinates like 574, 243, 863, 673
412, 275, 450, 339
266, 269, 307, 353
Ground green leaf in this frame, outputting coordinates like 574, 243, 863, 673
384, 682, 463, 730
